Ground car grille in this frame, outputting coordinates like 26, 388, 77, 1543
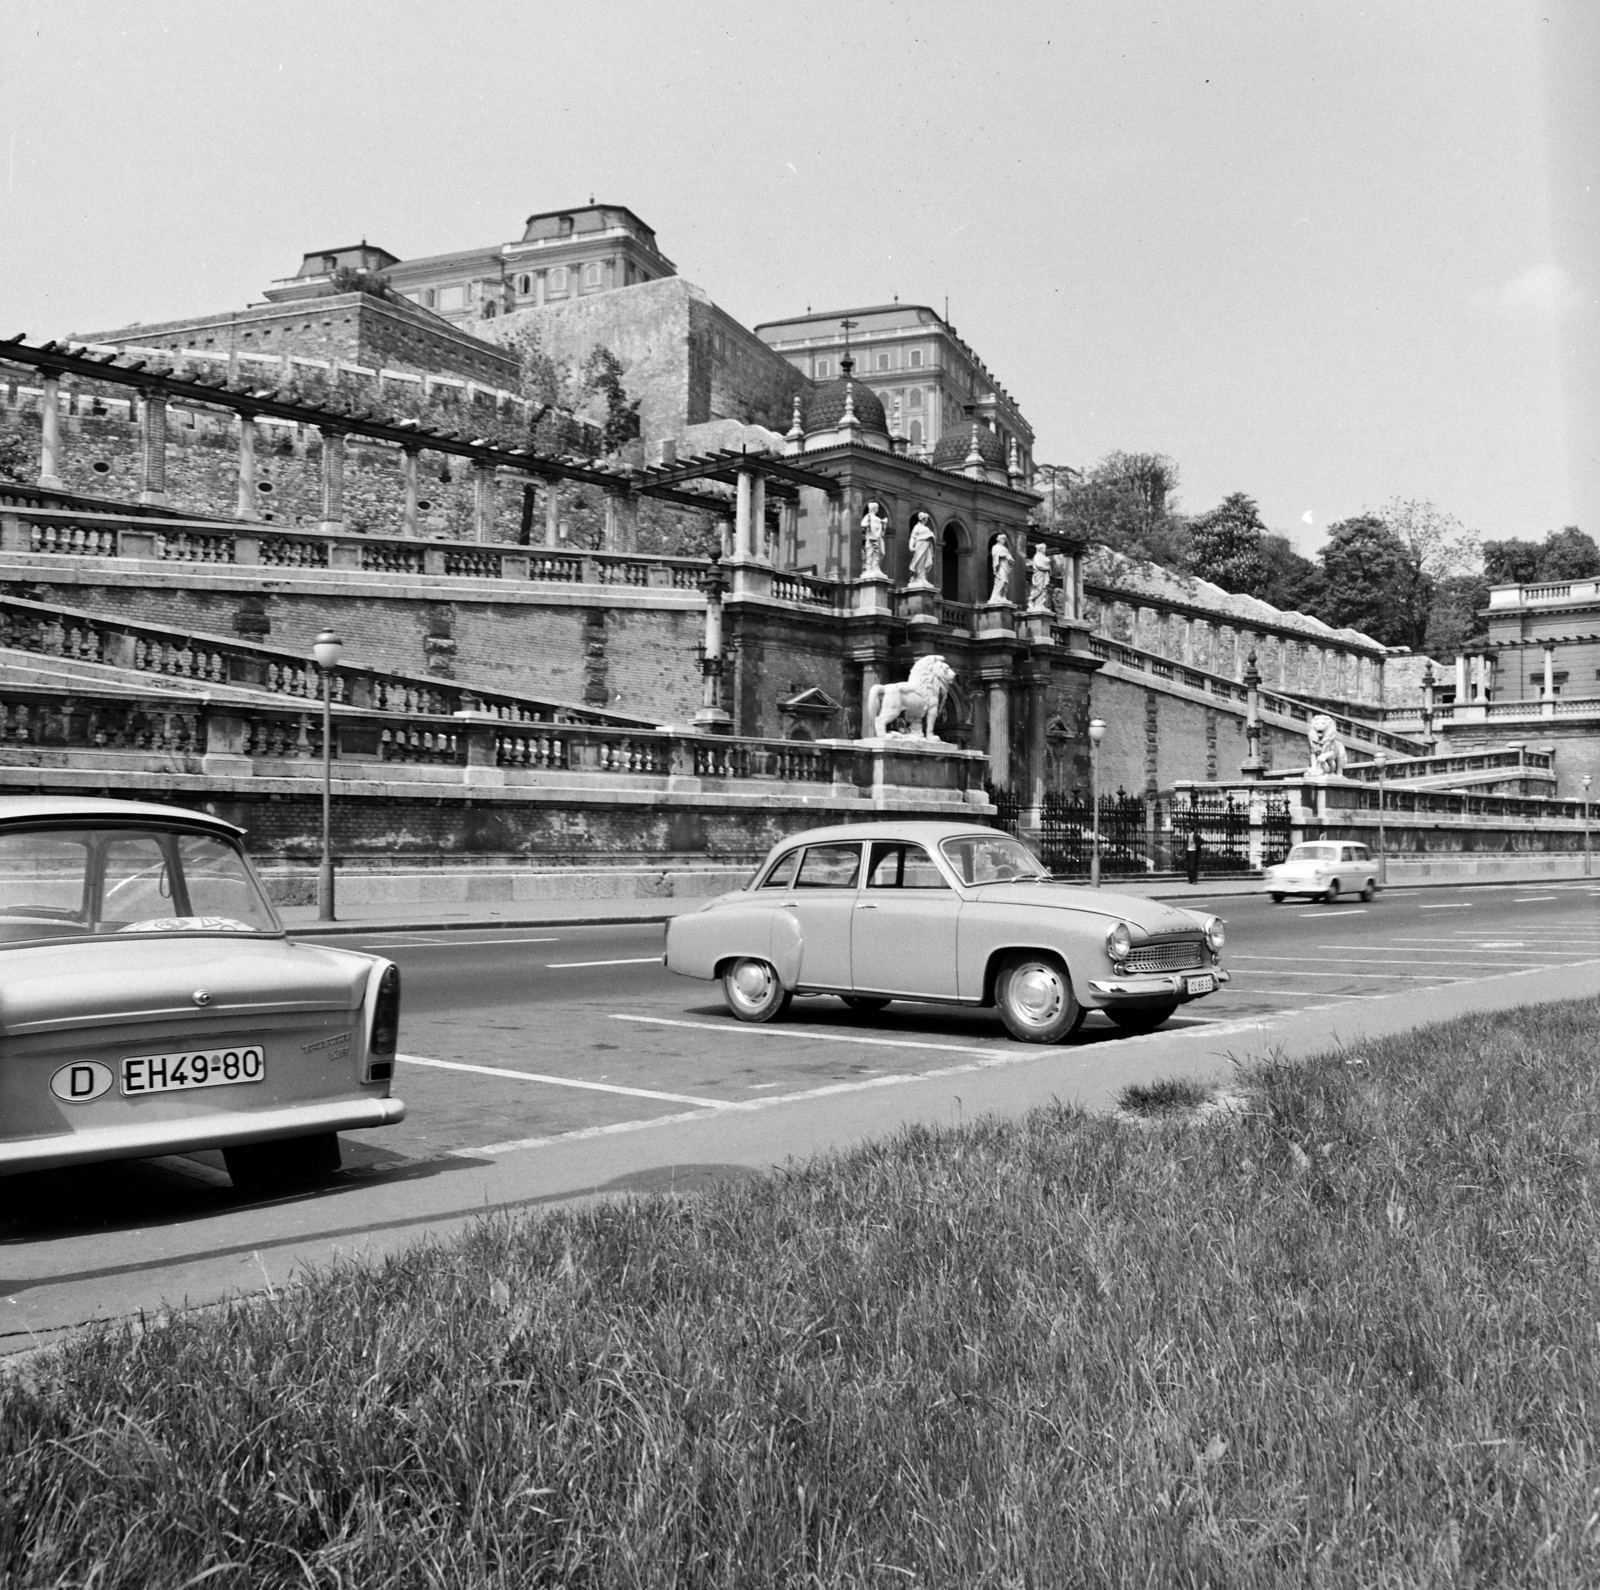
1124, 939, 1205, 973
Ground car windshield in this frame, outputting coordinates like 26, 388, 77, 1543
940, 833, 1049, 885
0, 824, 282, 947
1287, 844, 1337, 862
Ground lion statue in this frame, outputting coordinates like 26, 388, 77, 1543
1307, 713, 1347, 776
867, 654, 958, 740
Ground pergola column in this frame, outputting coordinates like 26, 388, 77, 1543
751, 473, 768, 562
400, 446, 421, 536
734, 469, 755, 560
37, 370, 65, 490
318, 427, 347, 533
472, 461, 498, 544
140, 388, 168, 506
544, 482, 561, 548
235, 411, 259, 520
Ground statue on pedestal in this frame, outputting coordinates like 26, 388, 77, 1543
866, 653, 958, 739
988, 534, 1015, 605
1027, 542, 1052, 611
1306, 714, 1347, 776
860, 500, 888, 578
908, 511, 937, 587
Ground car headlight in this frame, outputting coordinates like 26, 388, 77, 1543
1106, 921, 1133, 961
1203, 915, 1226, 953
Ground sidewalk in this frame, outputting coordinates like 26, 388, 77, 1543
279, 862, 1595, 937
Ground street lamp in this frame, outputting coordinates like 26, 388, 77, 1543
1583, 775, 1593, 878
313, 630, 343, 921
1087, 717, 1106, 888
1374, 750, 1388, 887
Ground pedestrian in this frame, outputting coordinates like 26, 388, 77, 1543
1185, 826, 1202, 885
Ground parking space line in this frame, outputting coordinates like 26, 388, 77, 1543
397, 1053, 725, 1107
547, 957, 664, 969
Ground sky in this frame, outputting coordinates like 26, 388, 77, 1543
1, 0, 1595, 555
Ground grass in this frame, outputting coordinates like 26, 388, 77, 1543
4, 997, 1600, 1588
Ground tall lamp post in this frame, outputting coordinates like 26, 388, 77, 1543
1583, 775, 1593, 878
1375, 750, 1388, 887
1088, 717, 1106, 888
313, 630, 343, 922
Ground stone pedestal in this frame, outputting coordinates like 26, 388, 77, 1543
723, 556, 772, 600
897, 581, 940, 625
819, 737, 994, 811
852, 573, 892, 614
977, 599, 1016, 636
1018, 609, 1054, 643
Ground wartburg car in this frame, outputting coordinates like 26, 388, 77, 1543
1264, 841, 1380, 904
665, 821, 1228, 1042
0, 796, 404, 1190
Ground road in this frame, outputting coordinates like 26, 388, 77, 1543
5, 879, 1598, 1346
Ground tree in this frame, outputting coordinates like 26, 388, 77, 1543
1423, 572, 1490, 654
0, 430, 29, 483
581, 348, 641, 454
1481, 537, 1542, 588
1189, 492, 1267, 593
1047, 451, 1191, 569
1317, 515, 1430, 647
1535, 525, 1600, 580
1256, 533, 1324, 615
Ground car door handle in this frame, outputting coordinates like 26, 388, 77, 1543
855, 902, 877, 910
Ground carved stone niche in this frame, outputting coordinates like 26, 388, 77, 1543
423, 602, 456, 679
234, 594, 270, 639
777, 685, 843, 741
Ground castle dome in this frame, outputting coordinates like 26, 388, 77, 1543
932, 421, 1007, 471
803, 355, 887, 438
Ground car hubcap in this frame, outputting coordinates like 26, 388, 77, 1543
732, 961, 772, 1006
1013, 964, 1063, 1025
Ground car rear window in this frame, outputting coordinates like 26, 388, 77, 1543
794, 843, 861, 889
0, 825, 282, 946
866, 842, 950, 890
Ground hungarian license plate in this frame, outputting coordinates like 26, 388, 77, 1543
1185, 974, 1216, 996
121, 1046, 265, 1096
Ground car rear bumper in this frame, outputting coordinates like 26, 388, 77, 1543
1086, 970, 1228, 1002
0, 1094, 407, 1177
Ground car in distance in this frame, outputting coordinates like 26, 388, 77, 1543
0, 796, 404, 1190
1265, 841, 1380, 904
665, 820, 1227, 1042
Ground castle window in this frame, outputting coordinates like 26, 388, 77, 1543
582, 262, 602, 288
877, 352, 890, 371
559, 215, 574, 237
909, 388, 922, 409
423, 289, 436, 308
518, 273, 531, 294
549, 267, 568, 294
815, 358, 830, 378
909, 419, 923, 445
483, 302, 498, 318
910, 349, 924, 368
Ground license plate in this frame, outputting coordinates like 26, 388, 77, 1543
1186, 974, 1216, 996
121, 1046, 265, 1096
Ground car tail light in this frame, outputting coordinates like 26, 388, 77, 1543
365, 963, 400, 1082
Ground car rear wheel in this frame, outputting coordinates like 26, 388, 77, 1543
1270, 892, 1284, 904
841, 995, 891, 1013
1324, 880, 1341, 903
1361, 879, 1377, 901
995, 952, 1083, 1044
721, 957, 792, 1023
224, 1131, 341, 1194
1108, 1001, 1179, 1033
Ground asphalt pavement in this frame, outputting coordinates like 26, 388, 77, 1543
5, 876, 1597, 1352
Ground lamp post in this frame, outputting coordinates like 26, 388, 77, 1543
1583, 775, 1593, 878
1088, 717, 1106, 888
313, 630, 343, 921
1375, 750, 1387, 887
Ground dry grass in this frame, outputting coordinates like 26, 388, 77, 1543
3, 997, 1599, 1587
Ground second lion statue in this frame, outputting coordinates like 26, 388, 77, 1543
866, 654, 959, 740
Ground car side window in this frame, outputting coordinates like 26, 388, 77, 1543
761, 851, 800, 889
794, 843, 861, 889
867, 842, 950, 889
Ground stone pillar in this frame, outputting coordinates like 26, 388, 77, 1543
859, 655, 886, 736
986, 679, 1011, 788
1543, 643, 1556, 700
400, 447, 421, 536
1025, 672, 1048, 815
545, 482, 561, 548
38, 371, 66, 490
318, 427, 346, 533
1456, 653, 1468, 704
1241, 648, 1263, 777
734, 470, 755, 560
751, 473, 768, 562
140, 389, 168, 506
694, 562, 731, 730
472, 462, 497, 544
235, 411, 259, 521
1420, 661, 1437, 750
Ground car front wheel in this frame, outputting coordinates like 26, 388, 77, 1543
721, 957, 792, 1023
1270, 892, 1284, 904
995, 951, 1083, 1043
1361, 879, 1377, 901
1324, 880, 1341, 903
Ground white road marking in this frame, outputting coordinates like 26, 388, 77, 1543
1228, 966, 1465, 980
1314, 945, 1561, 960
1297, 909, 1367, 917
1417, 904, 1473, 910
547, 957, 664, 969
397, 1053, 723, 1107
1515, 896, 1558, 903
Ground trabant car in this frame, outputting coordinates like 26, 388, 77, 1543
665, 820, 1228, 1042
1264, 841, 1380, 904
0, 796, 404, 1190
